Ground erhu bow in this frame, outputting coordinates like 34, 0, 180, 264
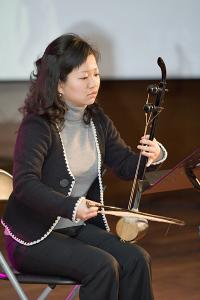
87, 57, 185, 242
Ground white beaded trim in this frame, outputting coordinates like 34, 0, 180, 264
1, 125, 76, 246
72, 196, 85, 223
151, 142, 168, 165
91, 121, 110, 232
1, 217, 61, 246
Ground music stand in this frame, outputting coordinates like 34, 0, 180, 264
143, 147, 200, 194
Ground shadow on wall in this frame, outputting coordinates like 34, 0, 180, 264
66, 21, 116, 78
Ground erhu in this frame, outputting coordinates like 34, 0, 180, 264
88, 57, 185, 242
116, 56, 169, 242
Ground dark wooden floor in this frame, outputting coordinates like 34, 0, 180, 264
0, 188, 199, 300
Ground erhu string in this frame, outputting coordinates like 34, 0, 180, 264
128, 94, 152, 210
128, 96, 164, 210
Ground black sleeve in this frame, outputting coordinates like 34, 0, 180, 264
100, 111, 154, 180
13, 114, 79, 219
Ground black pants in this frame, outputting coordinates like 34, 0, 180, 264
5, 224, 154, 300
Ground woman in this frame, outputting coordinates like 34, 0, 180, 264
2, 34, 167, 300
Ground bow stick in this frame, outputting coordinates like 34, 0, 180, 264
86, 202, 185, 226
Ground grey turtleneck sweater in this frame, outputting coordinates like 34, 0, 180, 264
54, 102, 98, 229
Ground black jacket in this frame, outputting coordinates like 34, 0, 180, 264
2, 108, 149, 245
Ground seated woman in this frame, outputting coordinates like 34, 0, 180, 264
2, 33, 167, 300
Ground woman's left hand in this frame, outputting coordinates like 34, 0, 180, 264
137, 135, 161, 167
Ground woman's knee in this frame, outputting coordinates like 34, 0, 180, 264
124, 244, 152, 273
136, 245, 151, 266
89, 251, 120, 282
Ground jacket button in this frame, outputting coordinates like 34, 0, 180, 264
60, 179, 69, 187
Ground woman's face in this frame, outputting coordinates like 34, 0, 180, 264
58, 54, 100, 107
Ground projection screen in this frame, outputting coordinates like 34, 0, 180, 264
0, 0, 199, 80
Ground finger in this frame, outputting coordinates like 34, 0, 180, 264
141, 135, 150, 139
140, 136, 158, 143
88, 207, 99, 213
85, 200, 90, 208
84, 211, 98, 220
90, 201, 101, 207
139, 140, 151, 147
137, 145, 155, 152
141, 136, 157, 143
85, 200, 100, 208
141, 151, 153, 158
146, 158, 153, 167
139, 138, 156, 146
88, 210, 98, 217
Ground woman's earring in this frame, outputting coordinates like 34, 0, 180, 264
58, 92, 63, 99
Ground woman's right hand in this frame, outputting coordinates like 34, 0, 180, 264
76, 198, 99, 221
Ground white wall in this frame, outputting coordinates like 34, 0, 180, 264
0, 0, 199, 80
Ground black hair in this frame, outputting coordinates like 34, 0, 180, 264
20, 33, 100, 128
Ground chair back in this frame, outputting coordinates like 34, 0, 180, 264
0, 169, 13, 201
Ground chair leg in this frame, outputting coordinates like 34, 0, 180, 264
0, 251, 28, 300
65, 284, 80, 300
37, 284, 56, 300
